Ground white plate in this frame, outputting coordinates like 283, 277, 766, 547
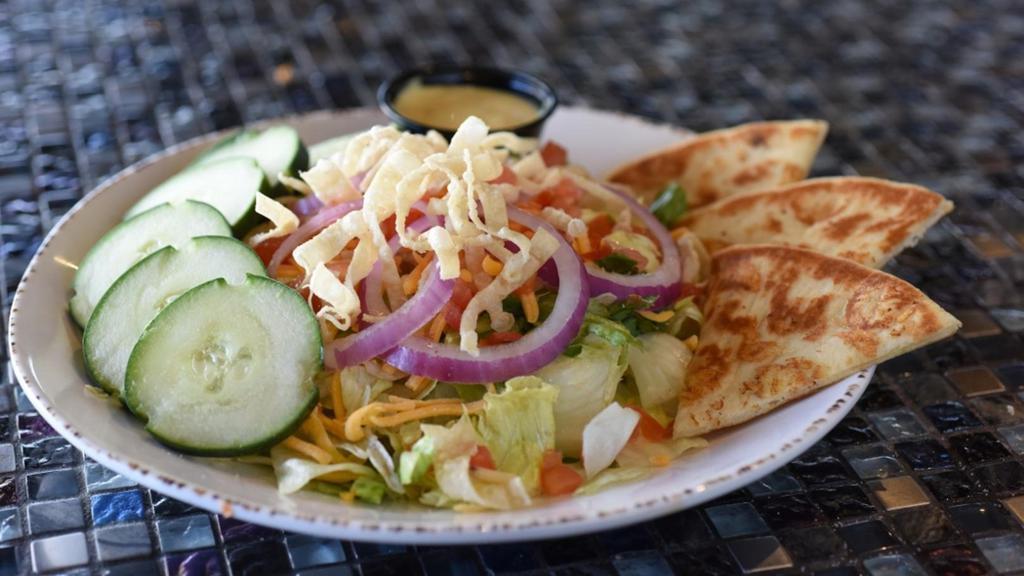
7, 107, 871, 544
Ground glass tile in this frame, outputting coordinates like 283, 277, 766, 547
611, 552, 674, 576
920, 470, 980, 502
0, 477, 15, 506
28, 498, 85, 534
0, 507, 20, 542
596, 525, 658, 554
726, 536, 792, 574
923, 401, 982, 432
826, 416, 879, 445
863, 553, 927, 576
810, 485, 875, 520
954, 309, 1002, 338
997, 363, 1024, 390
948, 502, 1013, 533
165, 549, 225, 576
0, 445, 14, 473
869, 476, 931, 511
90, 490, 144, 525
152, 494, 197, 516
867, 408, 927, 440
890, 506, 956, 545
94, 522, 152, 562
420, 548, 480, 576
360, 555, 421, 576
538, 536, 598, 565
778, 527, 846, 563
1004, 495, 1024, 526
837, 521, 899, 555
297, 566, 356, 576
479, 543, 542, 571
991, 309, 1024, 332
16, 413, 56, 441
754, 494, 823, 530
971, 334, 1024, 363
858, 383, 903, 411
85, 463, 136, 492
788, 448, 851, 486
903, 374, 958, 406
27, 468, 79, 500
158, 514, 215, 553
842, 444, 904, 479
668, 545, 739, 574
284, 535, 345, 569
977, 533, 1024, 574
895, 439, 954, 470
744, 470, 801, 496
967, 395, 1022, 426
100, 559, 161, 576
227, 540, 290, 574
0, 546, 16, 576
999, 424, 1024, 454
218, 517, 280, 543
22, 437, 76, 469
30, 531, 89, 572
946, 366, 1005, 396
653, 510, 712, 548
975, 460, 1024, 494
921, 544, 988, 575
949, 432, 1010, 461
704, 502, 769, 538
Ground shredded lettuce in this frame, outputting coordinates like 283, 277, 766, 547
627, 333, 693, 416
339, 365, 392, 413
399, 435, 435, 485
533, 336, 626, 457
366, 434, 404, 494
477, 377, 558, 493
616, 436, 708, 468
582, 402, 640, 478
666, 296, 702, 339
575, 467, 655, 496
352, 477, 387, 504
270, 446, 377, 495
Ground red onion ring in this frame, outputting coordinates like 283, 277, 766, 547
583, 185, 683, 307
362, 206, 440, 316
291, 195, 324, 219
326, 259, 454, 369
267, 200, 362, 276
383, 208, 588, 383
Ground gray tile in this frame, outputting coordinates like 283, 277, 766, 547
0, 445, 13, 474
94, 522, 153, 562
157, 514, 214, 553
31, 532, 89, 572
745, 470, 802, 496
727, 536, 793, 573
998, 423, 1024, 454
286, 534, 346, 569
28, 498, 84, 534
85, 463, 136, 492
27, 468, 80, 500
612, 551, 674, 576
705, 502, 769, 538
842, 445, 904, 479
977, 533, 1024, 574
868, 408, 928, 440
0, 507, 20, 542
863, 553, 928, 576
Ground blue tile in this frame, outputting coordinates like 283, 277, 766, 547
998, 423, 1024, 454
0, 546, 16, 576
30, 532, 89, 572
91, 490, 144, 525
0, 445, 13, 474
842, 444, 904, 479
863, 553, 928, 576
977, 533, 1024, 573
868, 408, 928, 440
94, 522, 153, 562
837, 521, 899, 555
27, 468, 79, 499
285, 534, 345, 569
28, 498, 84, 534
612, 551, 674, 576
705, 502, 769, 538
0, 508, 20, 542
297, 566, 356, 576
85, 463, 136, 492
22, 437, 76, 469
158, 514, 215, 553
949, 502, 1013, 534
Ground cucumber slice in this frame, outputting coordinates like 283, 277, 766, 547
308, 133, 356, 164
83, 236, 266, 396
124, 274, 321, 456
124, 158, 267, 232
193, 125, 308, 188
69, 201, 231, 327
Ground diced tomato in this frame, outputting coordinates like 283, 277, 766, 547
540, 141, 568, 167
540, 451, 583, 496
582, 213, 615, 259
489, 165, 517, 185
481, 331, 523, 346
534, 178, 582, 213
380, 214, 396, 240
626, 405, 671, 442
469, 445, 496, 470
253, 237, 286, 266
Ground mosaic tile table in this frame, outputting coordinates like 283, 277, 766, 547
1, 0, 1024, 574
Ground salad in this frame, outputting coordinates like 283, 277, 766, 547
71, 116, 708, 510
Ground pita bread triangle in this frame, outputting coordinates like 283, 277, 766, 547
606, 120, 828, 208
674, 245, 960, 438
679, 177, 953, 268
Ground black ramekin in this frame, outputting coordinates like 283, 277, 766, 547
377, 66, 559, 140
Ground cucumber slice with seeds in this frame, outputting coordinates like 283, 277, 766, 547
192, 125, 308, 189
308, 133, 356, 164
124, 158, 267, 232
69, 200, 231, 327
83, 236, 266, 396
124, 274, 321, 456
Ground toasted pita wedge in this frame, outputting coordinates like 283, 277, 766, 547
606, 120, 828, 209
679, 177, 953, 268
674, 245, 959, 438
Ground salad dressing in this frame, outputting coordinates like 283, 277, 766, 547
393, 82, 540, 131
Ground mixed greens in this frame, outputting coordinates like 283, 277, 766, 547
71, 117, 706, 510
